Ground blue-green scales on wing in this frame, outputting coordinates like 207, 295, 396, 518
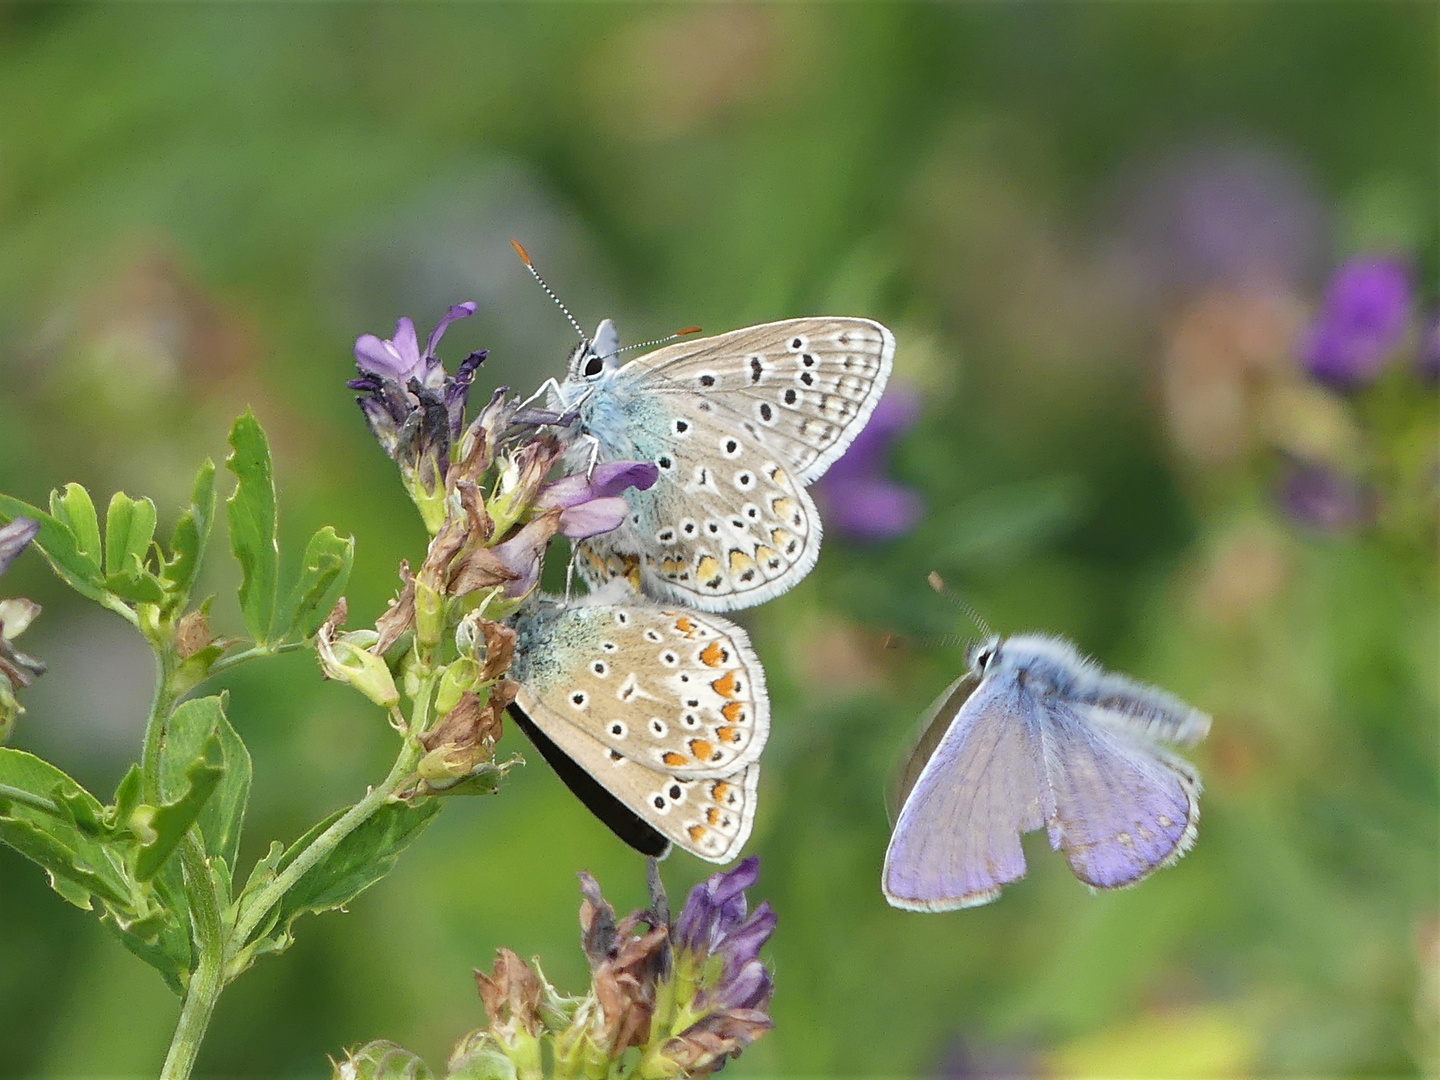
547, 316, 895, 612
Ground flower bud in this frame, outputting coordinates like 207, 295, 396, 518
414, 578, 444, 651
317, 604, 400, 709
434, 656, 482, 715
332, 1040, 434, 1080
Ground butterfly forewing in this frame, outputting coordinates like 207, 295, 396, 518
573, 317, 893, 611
887, 672, 980, 825
630, 317, 895, 482
883, 678, 1050, 911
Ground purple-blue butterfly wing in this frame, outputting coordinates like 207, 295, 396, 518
883, 677, 1051, 911
1041, 701, 1202, 889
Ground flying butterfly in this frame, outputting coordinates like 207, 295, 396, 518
511, 240, 895, 612
883, 604, 1211, 910
507, 581, 768, 862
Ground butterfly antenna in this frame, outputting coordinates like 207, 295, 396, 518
606, 325, 703, 362
510, 238, 586, 340
928, 571, 995, 639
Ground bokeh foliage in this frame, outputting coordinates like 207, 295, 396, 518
0, 3, 1435, 1077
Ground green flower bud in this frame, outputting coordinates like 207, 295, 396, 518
415, 578, 445, 651
333, 1040, 434, 1080
434, 656, 482, 715
317, 621, 399, 710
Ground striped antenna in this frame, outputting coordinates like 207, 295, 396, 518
607, 325, 703, 361
928, 571, 995, 640
510, 238, 585, 340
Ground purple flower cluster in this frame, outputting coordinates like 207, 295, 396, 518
0, 518, 44, 740
813, 385, 924, 542
673, 855, 777, 1012
1300, 256, 1413, 388
349, 303, 487, 482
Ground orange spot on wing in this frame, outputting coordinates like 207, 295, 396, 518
700, 641, 726, 667
662, 752, 688, 767
675, 616, 696, 635
688, 825, 706, 842
706, 807, 721, 825
688, 739, 715, 761
716, 726, 742, 743
721, 701, 745, 723
710, 671, 739, 698
710, 781, 731, 802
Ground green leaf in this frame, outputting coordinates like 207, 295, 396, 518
0, 495, 106, 601
104, 492, 158, 579
235, 800, 439, 964
159, 696, 251, 874
49, 483, 102, 574
163, 459, 218, 611
276, 526, 354, 642
102, 561, 168, 604
225, 413, 279, 642
277, 800, 439, 921
0, 748, 133, 910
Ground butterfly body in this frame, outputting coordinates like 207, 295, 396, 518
883, 634, 1210, 911
508, 581, 768, 862
550, 316, 894, 611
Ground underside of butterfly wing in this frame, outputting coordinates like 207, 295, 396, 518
511, 684, 759, 862
572, 317, 893, 612
510, 598, 769, 777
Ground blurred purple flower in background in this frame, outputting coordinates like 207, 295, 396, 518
1277, 456, 1373, 533
1111, 141, 1327, 296
1299, 257, 1413, 389
813, 384, 923, 542
0, 518, 38, 578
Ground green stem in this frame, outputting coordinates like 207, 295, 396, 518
159, 837, 225, 1080
208, 640, 304, 676
141, 648, 180, 803
0, 783, 62, 817
229, 740, 423, 952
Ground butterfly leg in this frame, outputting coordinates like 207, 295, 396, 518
577, 431, 602, 480
563, 550, 577, 606
646, 855, 670, 927
514, 377, 563, 415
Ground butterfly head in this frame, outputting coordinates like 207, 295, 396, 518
965, 635, 1005, 680
567, 319, 623, 383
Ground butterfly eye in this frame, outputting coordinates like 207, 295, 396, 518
584, 355, 604, 378
975, 648, 994, 672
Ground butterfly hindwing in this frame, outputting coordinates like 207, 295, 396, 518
509, 588, 765, 862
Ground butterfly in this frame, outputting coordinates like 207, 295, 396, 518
883, 633, 1211, 910
542, 314, 895, 612
506, 580, 769, 862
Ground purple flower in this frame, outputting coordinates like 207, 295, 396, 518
0, 518, 38, 578
813, 385, 924, 541
1277, 456, 1373, 533
348, 302, 486, 482
486, 460, 660, 597
1110, 141, 1327, 294
1300, 257, 1413, 389
673, 856, 776, 1005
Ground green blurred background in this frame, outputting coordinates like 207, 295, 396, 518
0, 3, 1435, 1077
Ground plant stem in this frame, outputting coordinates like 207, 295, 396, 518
0, 783, 62, 816
229, 739, 423, 952
141, 648, 180, 803
159, 836, 225, 1080
208, 640, 304, 676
